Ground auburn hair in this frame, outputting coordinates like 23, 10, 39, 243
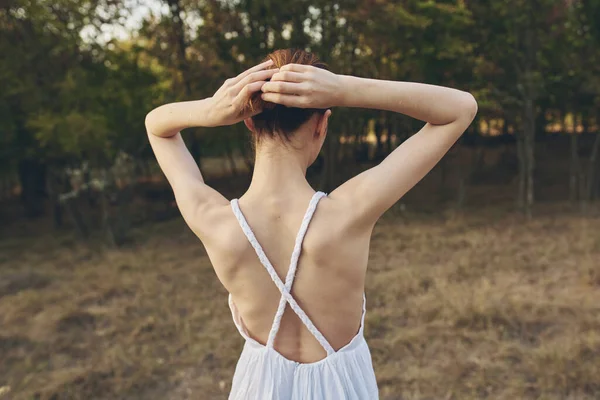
246, 49, 329, 142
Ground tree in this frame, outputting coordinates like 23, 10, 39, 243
0, 0, 132, 217
468, 0, 569, 217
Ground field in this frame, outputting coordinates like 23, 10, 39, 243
1, 143, 600, 400
1, 203, 599, 400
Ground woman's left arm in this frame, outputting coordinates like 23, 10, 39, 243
145, 60, 278, 231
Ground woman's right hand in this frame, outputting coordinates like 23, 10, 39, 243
260, 64, 343, 109
206, 60, 279, 127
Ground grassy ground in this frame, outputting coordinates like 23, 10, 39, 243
1, 201, 599, 400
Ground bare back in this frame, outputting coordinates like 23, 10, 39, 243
145, 55, 476, 366
200, 191, 371, 363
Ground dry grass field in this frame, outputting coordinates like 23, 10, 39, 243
1, 140, 600, 400
1, 201, 599, 400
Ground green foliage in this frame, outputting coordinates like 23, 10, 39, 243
2, 0, 600, 210
29, 111, 110, 160
1, 0, 163, 169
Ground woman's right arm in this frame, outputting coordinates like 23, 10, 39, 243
145, 60, 277, 236
262, 65, 477, 227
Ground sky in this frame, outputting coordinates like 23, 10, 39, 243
81, 0, 167, 43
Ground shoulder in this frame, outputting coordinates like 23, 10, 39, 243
317, 193, 375, 238
184, 198, 240, 247
301, 195, 372, 282
187, 199, 252, 278
306, 194, 374, 253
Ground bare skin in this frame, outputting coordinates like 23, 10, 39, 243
145, 59, 478, 363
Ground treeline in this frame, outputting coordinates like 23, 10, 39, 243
1, 0, 599, 234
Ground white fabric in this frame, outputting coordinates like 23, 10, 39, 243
228, 192, 379, 400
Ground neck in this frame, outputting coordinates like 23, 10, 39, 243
246, 139, 314, 200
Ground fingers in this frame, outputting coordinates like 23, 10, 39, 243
261, 93, 307, 108
261, 81, 306, 95
227, 61, 312, 88
232, 68, 279, 93
234, 80, 268, 109
245, 80, 267, 95
229, 59, 274, 86
279, 63, 312, 73
270, 71, 305, 83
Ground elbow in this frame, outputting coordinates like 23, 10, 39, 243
460, 92, 478, 122
145, 109, 165, 137
145, 106, 177, 138
145, 110, 156, 134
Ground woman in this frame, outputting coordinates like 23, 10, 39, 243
145, 49, 477, 399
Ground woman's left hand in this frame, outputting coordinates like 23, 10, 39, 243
260, 64, 342, 109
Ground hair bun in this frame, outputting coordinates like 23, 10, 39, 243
244, 49, 329, 141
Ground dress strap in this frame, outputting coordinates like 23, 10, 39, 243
359, 293, 367, 334
230, 192, 335, 355
267, 191, 327, 347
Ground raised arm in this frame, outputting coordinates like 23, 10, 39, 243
331, 76, 477, 223
261, 65, 477, 227
145, 60, 278, 233
145, 98, 225, 231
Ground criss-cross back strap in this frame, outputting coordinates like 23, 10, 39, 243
230, 191, 335, 355
268, 191, 327, 346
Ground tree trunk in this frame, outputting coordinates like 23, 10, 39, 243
515, 10, 538, 218
165, 0, 202, 166
100, 187, 116, 248
83, 166, 96, 207
47, 169, 64, 228
456, 158, 466, 209
585, 132, 600, 202
17, 158, 46, 218
112, 178, 134, 246
374, 114, 385, 161
535, 104, 547, 139
582, 110, 590, 134
53, 196, 63, 228
97, 169, 132, 248
570, 132, 580, 202
516, 129, 526, 210
386, 117, 394, 154
166, 0, 191, 97
524, 98, 535, 218
439, 156, 448, 203
353, 118, 368, 163
594, 163, 600, 201
63, 195, 89, 239
0, 175, 11, 201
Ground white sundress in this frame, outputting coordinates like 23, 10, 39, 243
227, 191, 379, 400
